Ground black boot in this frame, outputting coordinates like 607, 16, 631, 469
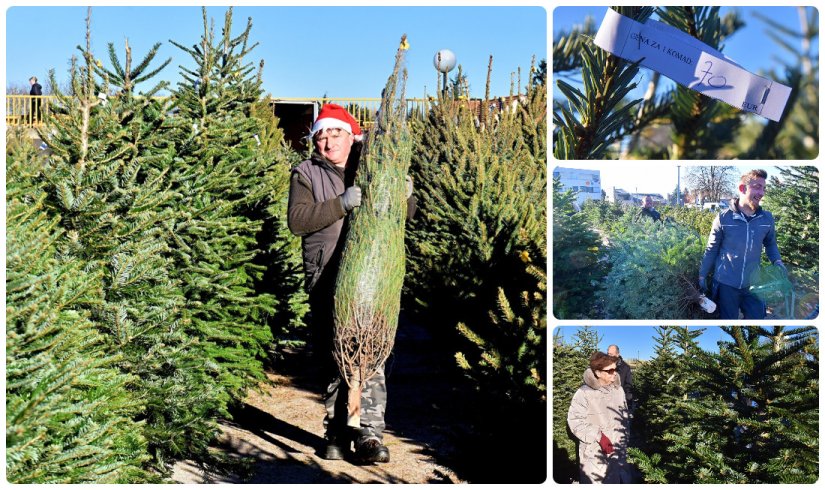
321, 433, 349, 460
353, 429, 390, 464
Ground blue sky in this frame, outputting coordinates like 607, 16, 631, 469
552, 6, 818, 106
4, 5, 546, 99
554, 326, 744, 361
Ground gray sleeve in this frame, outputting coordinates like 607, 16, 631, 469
568, 389, 600, 444
287, 172, 345, 236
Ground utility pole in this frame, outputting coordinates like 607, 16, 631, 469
677, 165, 681, 206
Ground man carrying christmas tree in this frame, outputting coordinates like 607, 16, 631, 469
288, 104, 415, 464
698, 169, 785, 320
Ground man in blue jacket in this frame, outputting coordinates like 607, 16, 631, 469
698, 169, 786, 319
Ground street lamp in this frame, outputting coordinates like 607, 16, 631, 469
433, 49, 456, 98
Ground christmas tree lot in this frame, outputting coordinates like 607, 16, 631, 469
6, 7, 547, 483
5, 8, 302, 480
405, 55, 547, 482
552, 166, 819, 320
552, 326, 819, 484
553, 6, 818, 159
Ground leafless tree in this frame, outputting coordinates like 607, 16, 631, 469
685, 166, 737, 202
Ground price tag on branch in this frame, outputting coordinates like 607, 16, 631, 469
594, 8, 792, 122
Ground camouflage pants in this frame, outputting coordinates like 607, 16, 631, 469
324, 366, 387, 441
308, 280, 388, 441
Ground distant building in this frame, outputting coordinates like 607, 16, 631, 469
631, 193, 665, 205
610, 187, 634, 204
553, 167, 601, 206
608, 189, 664, 206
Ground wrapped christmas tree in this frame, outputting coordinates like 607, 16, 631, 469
333, 35, 411, 427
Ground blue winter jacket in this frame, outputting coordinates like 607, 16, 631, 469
699, 198, 782, 289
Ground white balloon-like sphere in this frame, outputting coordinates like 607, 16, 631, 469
433, 49, 457, 73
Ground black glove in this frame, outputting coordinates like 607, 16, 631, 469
340, 186, 362, 212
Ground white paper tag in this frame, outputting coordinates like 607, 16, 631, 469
594, 8, 791, 122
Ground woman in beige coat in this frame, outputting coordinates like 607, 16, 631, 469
567, 352, 630, 484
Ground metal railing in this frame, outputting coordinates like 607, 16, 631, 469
5, 95, 52, 127
5, 95, 431, 128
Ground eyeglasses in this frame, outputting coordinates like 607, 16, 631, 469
315, 127, 347, 143
600, 368, 617, 375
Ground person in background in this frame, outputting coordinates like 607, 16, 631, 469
607, 344, 632, 408
634, 195, 661, 223
29, 76, 43, 123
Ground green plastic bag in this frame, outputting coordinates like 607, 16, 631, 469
749, 264, 795, 318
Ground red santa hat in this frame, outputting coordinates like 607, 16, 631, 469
310, 103, 363, 142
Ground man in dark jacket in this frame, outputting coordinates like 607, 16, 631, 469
29, 76, 42, 123
607, 344, 632, 406
698, 169, 784, 320
287, 104, 415, 464
634, 195, 661, 223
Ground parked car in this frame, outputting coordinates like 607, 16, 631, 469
702, 201, 729, 212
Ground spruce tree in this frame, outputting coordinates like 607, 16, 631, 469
405, 57, 546, 483
6, 141, 153, 483
406, 58, 546, 336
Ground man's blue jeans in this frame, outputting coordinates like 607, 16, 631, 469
713, 280, 766, 320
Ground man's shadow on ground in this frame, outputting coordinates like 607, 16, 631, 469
208, 313, 468, 483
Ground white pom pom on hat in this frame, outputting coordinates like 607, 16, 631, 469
310, 103, 364, 142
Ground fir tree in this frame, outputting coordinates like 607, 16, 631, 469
761, 166, 819, 317
455, 251, 546, 405
6, 141, 153, 483
598, 220, 707, 319
36, 9, 216, 471
631, 326, 819, 483
552, 179, 604, 319
552, 7, 822, 159
740, 8, 818, 159
629, 326, 712, 482
406, 57, 546, 334
165, 7, 285, 406
657, 7, 745, 159
553, 7, 657, 159
247, 97, 308, 354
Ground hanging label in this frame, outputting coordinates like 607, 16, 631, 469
594, 8, 791, 122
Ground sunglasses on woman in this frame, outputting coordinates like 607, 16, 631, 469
600, 368, 617, 375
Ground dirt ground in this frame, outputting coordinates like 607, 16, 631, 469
171, 318, 466, 484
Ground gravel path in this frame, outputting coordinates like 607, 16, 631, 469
171, 317, 465, 484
